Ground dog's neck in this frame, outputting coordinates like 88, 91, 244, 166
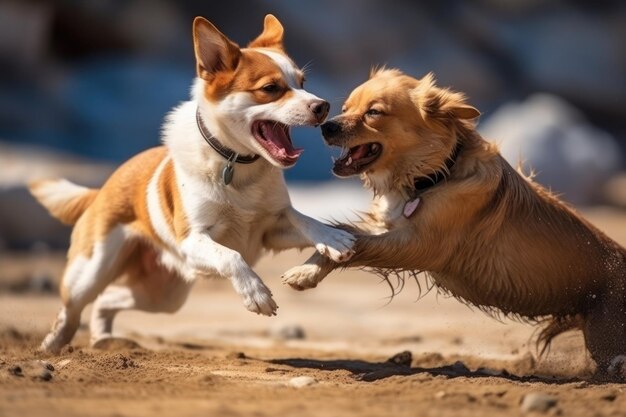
410, 139, 463, 198
162, 83, 273, 187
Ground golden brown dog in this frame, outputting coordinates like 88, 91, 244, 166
282, 68, 626, 379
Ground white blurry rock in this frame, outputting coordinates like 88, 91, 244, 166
520, 392, 558, 413
480, 94, 621, 205
270, 323, 306, 341
288, 376, 317, 388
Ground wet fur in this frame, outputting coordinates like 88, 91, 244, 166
282, 69, 626, 378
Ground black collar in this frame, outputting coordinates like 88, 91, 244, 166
196, 108, 260, 164
412, 140, 463, 195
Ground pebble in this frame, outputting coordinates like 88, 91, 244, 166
271, 324, 306, 340
56, 359, 72, 370
226, 352, 246, 360
386, 351, 412, 367
450, 361, 470, 374
288, 376, 317, 388
435, 390, 447, 399
520, 392, 558, 413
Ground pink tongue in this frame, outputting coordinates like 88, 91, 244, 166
261, 123, 302, 157
351, 144, 369, 160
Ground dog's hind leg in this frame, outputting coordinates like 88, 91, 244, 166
582, 285, 626, 380
40, 226, 130, 354
89, 271, 193, 345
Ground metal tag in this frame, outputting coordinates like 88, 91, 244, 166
222, 163, 234, 185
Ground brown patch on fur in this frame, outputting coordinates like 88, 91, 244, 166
158, 159, 189, 242
193, 15, 300, 105
302, 69, 626, 377
248, 14, 285, 50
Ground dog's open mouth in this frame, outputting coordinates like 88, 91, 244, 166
252, 120, 303, 166
333, 142, 382, 177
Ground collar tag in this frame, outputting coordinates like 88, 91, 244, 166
403, 197, 421, 218
222, 153, 237, 186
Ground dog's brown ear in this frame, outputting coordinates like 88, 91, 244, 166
412, 73, 480, 121
248, 14, 284, 49
448, 103, 481, 120
193, 17, 241, 80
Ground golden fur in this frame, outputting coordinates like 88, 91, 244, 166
282, 69, 626, 379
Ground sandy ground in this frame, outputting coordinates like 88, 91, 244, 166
2, 208, 626, 416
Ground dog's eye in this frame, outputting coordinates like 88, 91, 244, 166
366, 108, 383, 116
262, 83, 280, 93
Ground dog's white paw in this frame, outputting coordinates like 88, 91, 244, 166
241, 282, 278, 316
282, 264, 325, 291
315, 227, 355, 263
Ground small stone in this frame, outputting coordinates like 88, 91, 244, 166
451, 361, 470, 374
56, 359, 72, 370
520, 392, 558, 413
386, 351, 412, 367
226, 352, 246, 360
477, 367, 508, 377
8, 366, 23, 377
271, 324, 306, 340
288, 376, 317, 388
435, 390, 447, 399
38, 370, 53, 381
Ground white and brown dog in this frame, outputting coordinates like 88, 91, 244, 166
30, 15, 355, 354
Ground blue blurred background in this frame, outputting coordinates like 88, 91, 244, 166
1, 0, 624, 182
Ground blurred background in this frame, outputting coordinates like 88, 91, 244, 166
1, 0, 626, 252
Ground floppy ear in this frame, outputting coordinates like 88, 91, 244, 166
248, 14, 284, 49
412, 73, 481, 121
193, 17, 241, 80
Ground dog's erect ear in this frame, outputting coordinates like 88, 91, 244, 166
447, 103, 481, 120
193, 17, 241, 80
248, 14, 284, 49
412, 73, 481, 121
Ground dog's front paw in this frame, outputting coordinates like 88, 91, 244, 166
282, 264, 325, 291
242, 282, 278, 316
315, 228, 355, 263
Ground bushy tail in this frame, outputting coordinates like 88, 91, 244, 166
29, 179, 99, 225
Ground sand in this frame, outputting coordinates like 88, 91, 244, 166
1, 207, 626, 417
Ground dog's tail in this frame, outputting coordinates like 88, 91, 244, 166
29, 179, 99, 225
537, 315, 584, 356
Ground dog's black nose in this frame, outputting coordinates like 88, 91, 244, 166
321, 120, 341, 137
309, 100, 330, 123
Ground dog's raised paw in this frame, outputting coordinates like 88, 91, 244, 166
242, 284, 278, 316
282, 264, 324, 291
315, 228, 355, 263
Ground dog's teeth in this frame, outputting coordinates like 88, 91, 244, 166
371, 143, 379, 152
346, 156, 353, 166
